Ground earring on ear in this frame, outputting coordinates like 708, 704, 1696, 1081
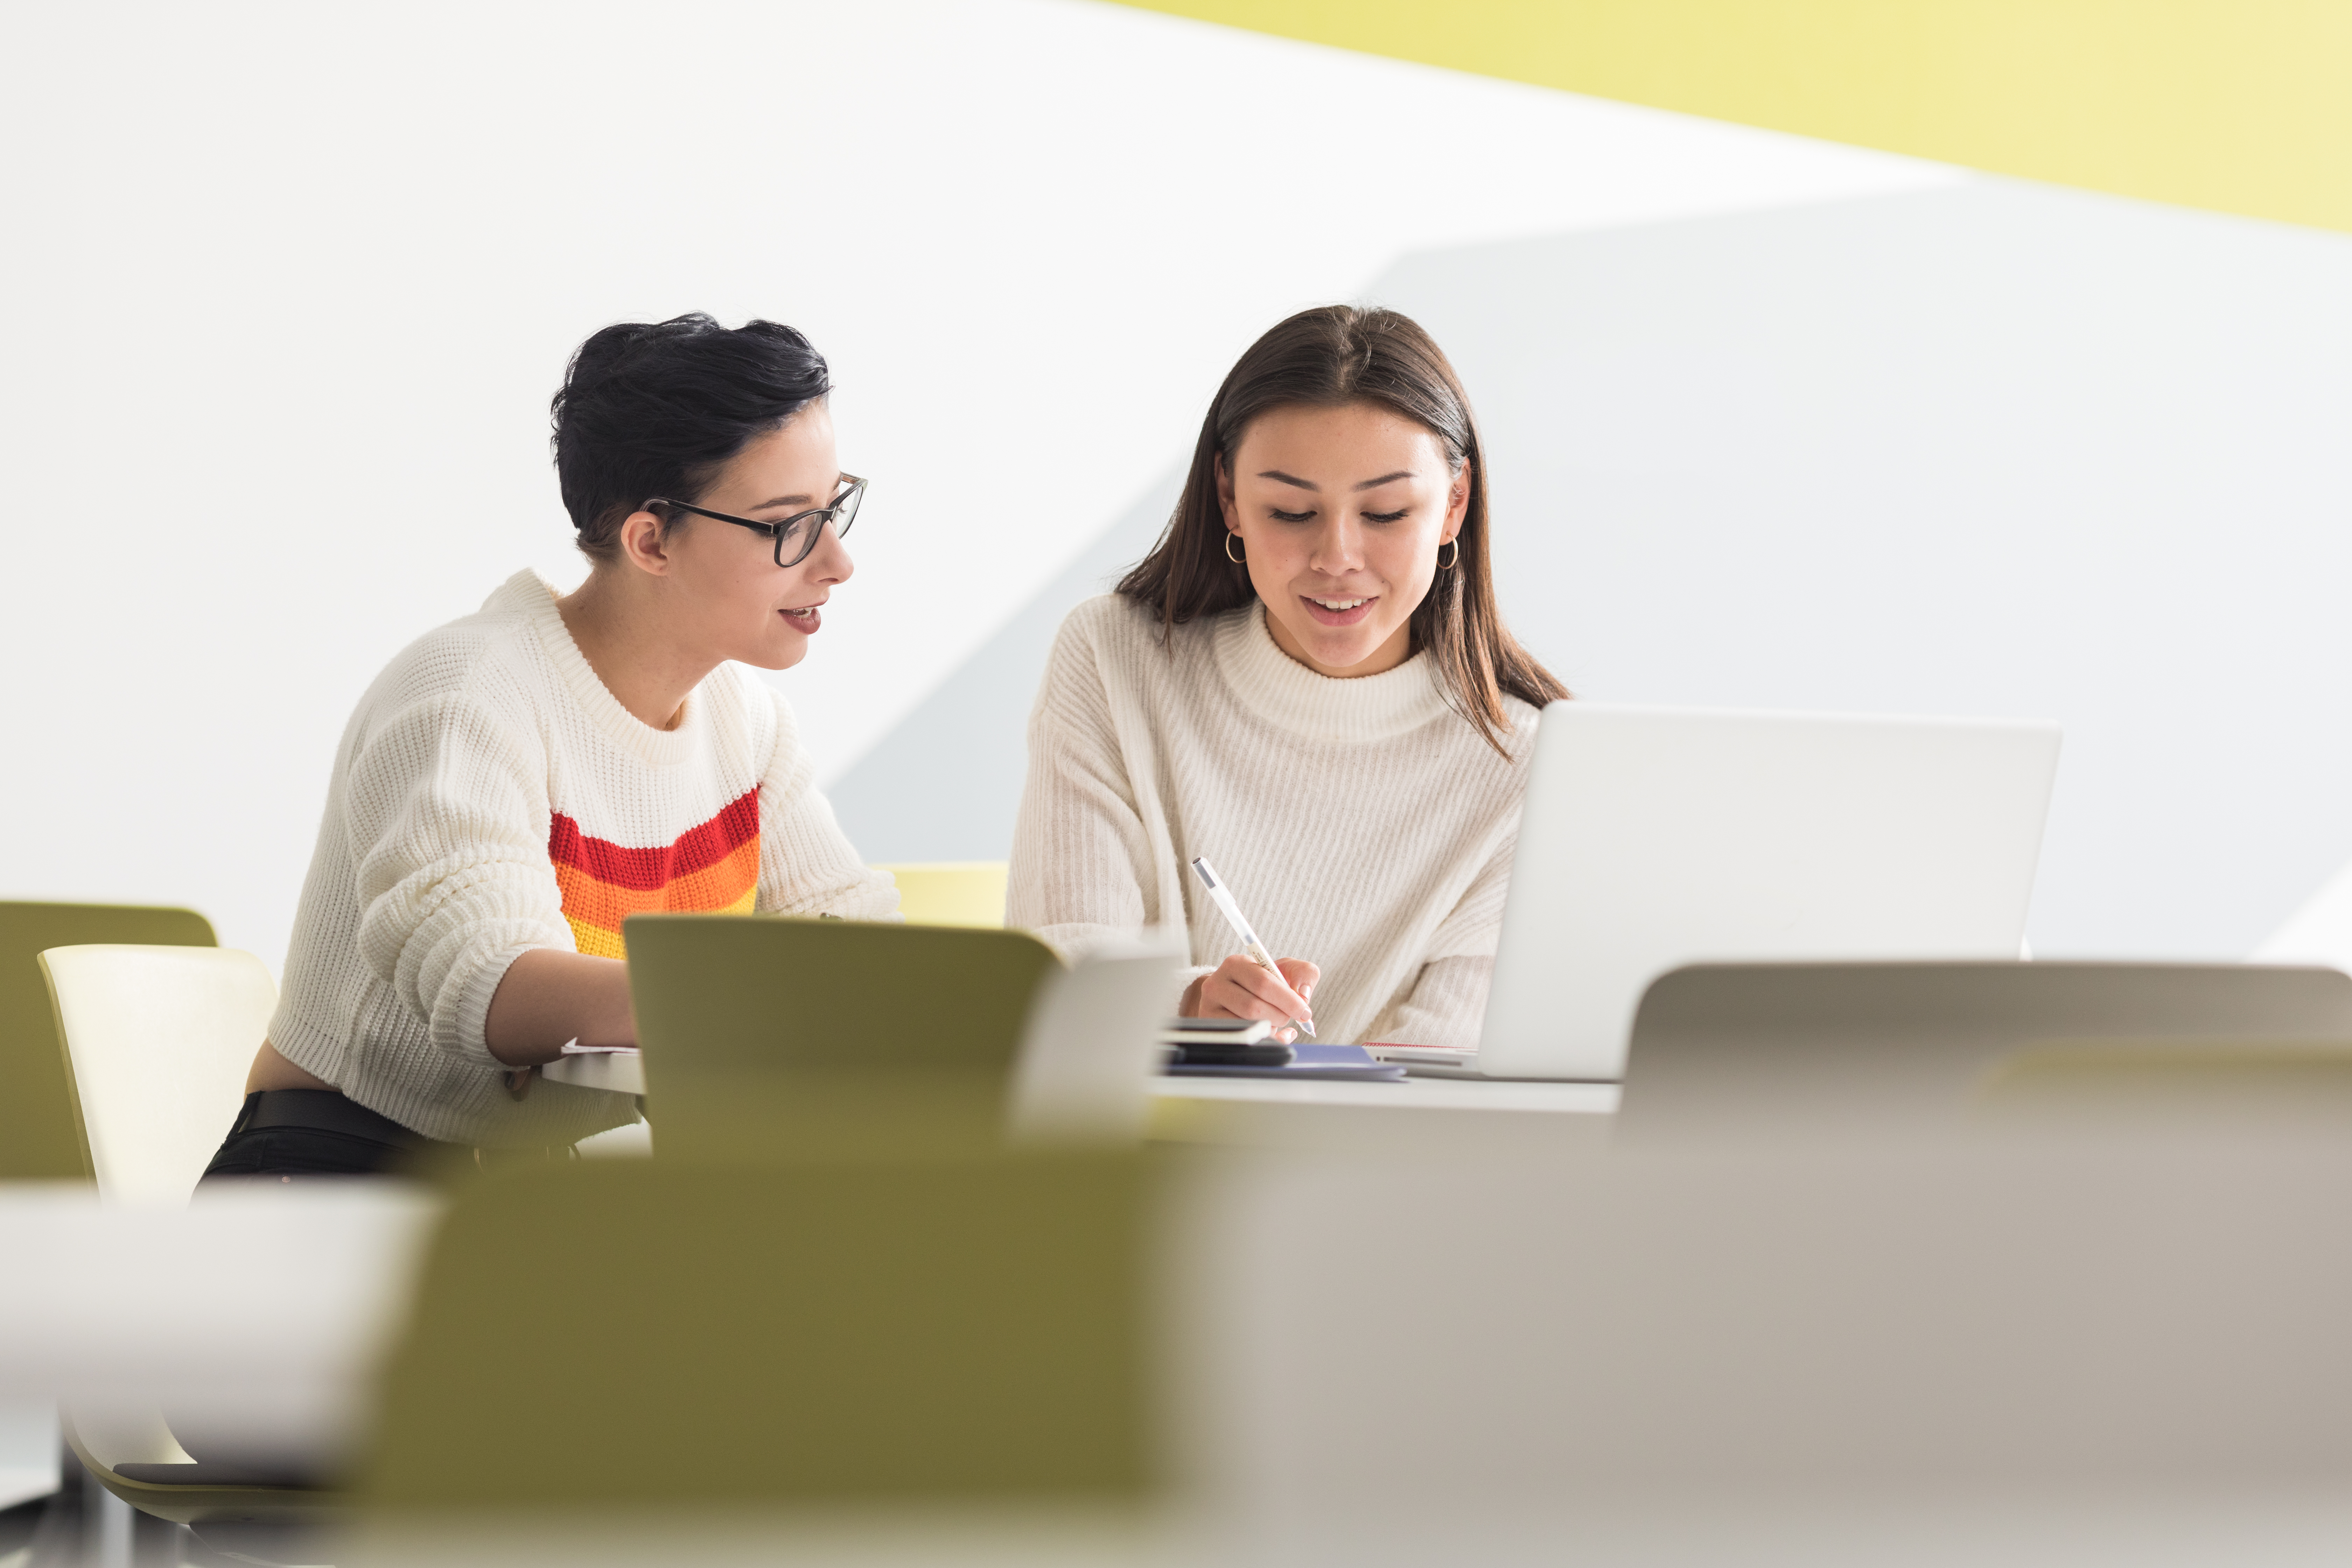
1224, 533, 1246, 565
1437, 538, 1460, 570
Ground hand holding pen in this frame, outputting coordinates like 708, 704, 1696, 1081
1186, 856, 1319, 1041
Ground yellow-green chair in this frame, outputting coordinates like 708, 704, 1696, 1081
355, 1153, 1153, 1550
0, 901, 215, 1181
624, 913, 1060, 1158
873, 861, 1008, 928
56, 1406, 342, 1563
5, 914, 322, 1561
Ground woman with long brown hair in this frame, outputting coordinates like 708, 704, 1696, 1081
1007, 305, 1568, 1048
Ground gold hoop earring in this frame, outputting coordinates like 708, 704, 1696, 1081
1224, 533, 1245, 564
1437, 538, 1460, 570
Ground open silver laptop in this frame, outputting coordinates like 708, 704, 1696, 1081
1372, 702, 2062, 1082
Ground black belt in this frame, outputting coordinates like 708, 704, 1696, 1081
232, 1088, 576, 1163
234, 1088, 438, 1149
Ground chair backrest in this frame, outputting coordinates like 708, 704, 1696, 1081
358, 1153, 1153, 1517
1973, 1038, 2352, 1134
625, 914, 1060, 1157
1007, 932, 1187, 1144
1212, 1141, 2352, 1514
872, 861, 1009, 928
40, 945, 275, 1202
1616, 960, 2352, 1141
0, 901, 215, 1180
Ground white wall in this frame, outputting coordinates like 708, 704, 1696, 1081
0, 0, 1950, 971
1394, 183, 2352, 958
835, 180, 2352, 960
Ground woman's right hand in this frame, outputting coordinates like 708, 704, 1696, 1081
1181, 954, 1320, 1042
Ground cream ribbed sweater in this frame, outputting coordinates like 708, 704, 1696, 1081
271, 570, 897, 1147
1008, 595, 1540, 1048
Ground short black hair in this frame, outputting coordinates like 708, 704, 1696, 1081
550, 313, 831, 564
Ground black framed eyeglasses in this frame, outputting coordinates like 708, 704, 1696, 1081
646, 473, 864, 569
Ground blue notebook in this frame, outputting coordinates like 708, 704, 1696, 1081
1163, 1043, 1406, 1082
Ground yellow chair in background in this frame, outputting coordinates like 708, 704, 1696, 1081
0, 901, 216, 1181
873, 861, 1008, 928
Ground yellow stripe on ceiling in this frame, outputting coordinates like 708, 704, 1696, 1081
1106, 1, 2352, 235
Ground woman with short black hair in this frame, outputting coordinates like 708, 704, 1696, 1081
208, 314, 895, 1178
1009, 306, 1568, 1049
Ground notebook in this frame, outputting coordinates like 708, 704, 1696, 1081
1162, 1043, 1406, 1082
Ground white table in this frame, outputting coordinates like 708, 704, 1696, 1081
1148, 1071, 1616, 1153
0, 1184, 442, 1477
552, 1053, 1623, 1115
1155, 1073, 1616, 1114
547, 1049, 1620, 1154
541, 1051, 645, 1095
15, 1142, 2352, 1566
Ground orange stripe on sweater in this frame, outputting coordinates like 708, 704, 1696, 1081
554, 830, 760, 958
563, 877, 759, 960
565, 876, 756, 959
555, 836, 760, 934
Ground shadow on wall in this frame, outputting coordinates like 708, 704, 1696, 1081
831, 180, 2352, 958
829, 471, 1184, 863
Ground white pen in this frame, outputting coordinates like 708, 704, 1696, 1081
1189, 856, 1315, 1038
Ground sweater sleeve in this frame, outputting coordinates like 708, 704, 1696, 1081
346, 692, 571, 1067
1359, 831, 1516, 1049
1006, 607, 1160, 960
1363, 957, 1493, 1050
755, 690, 901, 920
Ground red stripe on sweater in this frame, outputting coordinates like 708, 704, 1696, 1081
547, 787, 760, 891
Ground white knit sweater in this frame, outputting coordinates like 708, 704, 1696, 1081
1008, 595, 1540, 1048
271, 570, 898, 1147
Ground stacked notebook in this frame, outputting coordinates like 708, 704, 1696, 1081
1155, 1018, 1406, 1081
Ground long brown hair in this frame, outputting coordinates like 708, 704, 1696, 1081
1117, 304, 1568, 753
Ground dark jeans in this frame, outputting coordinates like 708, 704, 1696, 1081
201, 1089, 578, 1181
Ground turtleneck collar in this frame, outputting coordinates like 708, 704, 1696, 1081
1209, 601, 1455, 743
